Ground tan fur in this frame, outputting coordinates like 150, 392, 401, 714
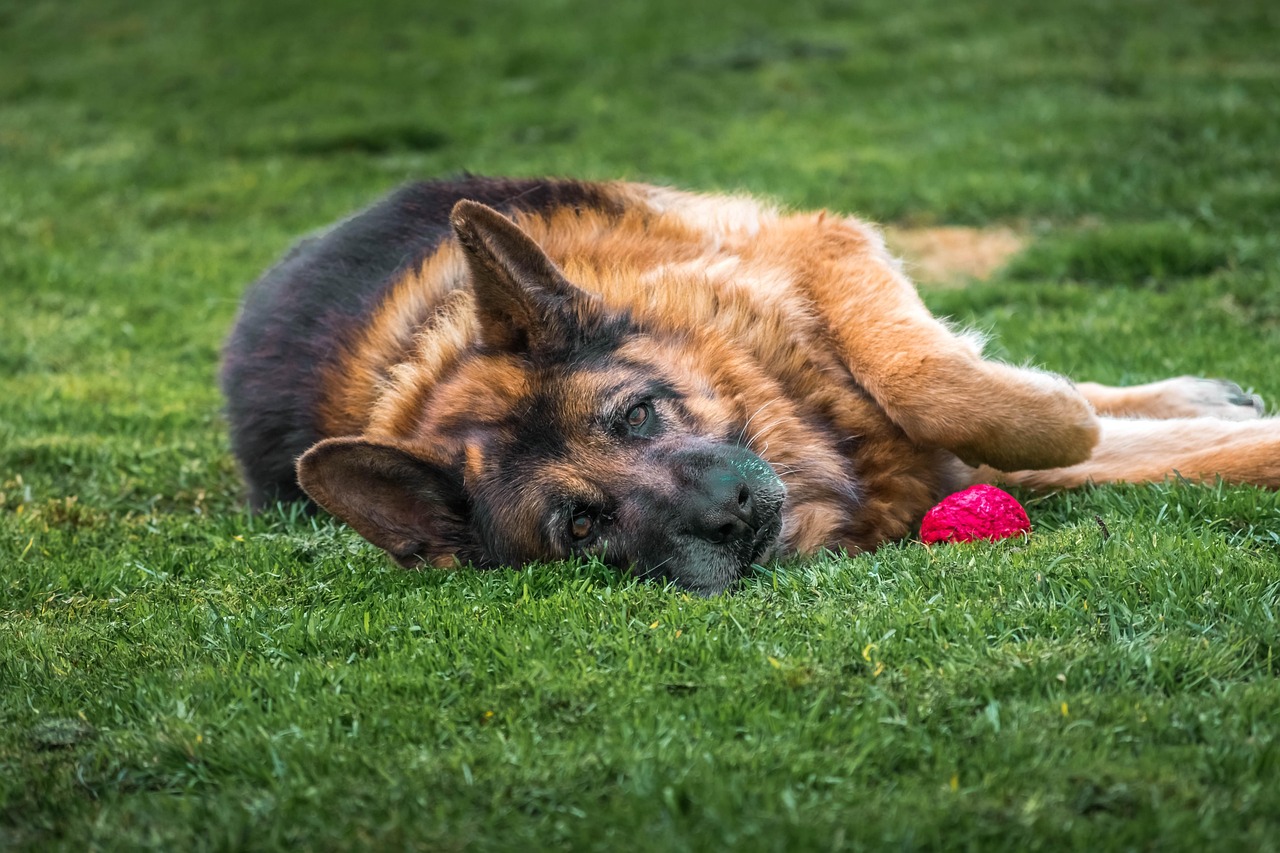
284, 180, 1277, 579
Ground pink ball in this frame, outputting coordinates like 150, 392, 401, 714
920, 484, 1031, 545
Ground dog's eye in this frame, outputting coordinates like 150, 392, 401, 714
569, 511, 594, 540
626, 402, 651, 431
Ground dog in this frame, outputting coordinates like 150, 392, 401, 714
221, 177, 1278, 594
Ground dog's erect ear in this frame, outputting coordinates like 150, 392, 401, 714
296, 437, 473, 567
450, 199, 598, 353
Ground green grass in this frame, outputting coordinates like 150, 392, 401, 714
2, 0, 1279, 848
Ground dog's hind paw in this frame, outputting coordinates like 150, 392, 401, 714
1077, 376, 1266, 421
1186, 378, 1266, 420
1141, 377, 1264, 420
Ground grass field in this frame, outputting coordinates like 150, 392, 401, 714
3, 0, 1279, 849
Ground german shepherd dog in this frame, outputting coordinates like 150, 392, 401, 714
221, 178, 1279, 594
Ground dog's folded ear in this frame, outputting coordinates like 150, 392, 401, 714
450, 199, 601, 354
296, 437, 473, 568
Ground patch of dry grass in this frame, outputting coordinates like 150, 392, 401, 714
886, 225, 1025, 286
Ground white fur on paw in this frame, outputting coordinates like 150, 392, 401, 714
1168, 377, 1265, 420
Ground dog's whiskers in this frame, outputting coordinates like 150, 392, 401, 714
745, 415, 787, 456
736, 399, 781, 447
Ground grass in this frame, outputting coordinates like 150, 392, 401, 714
2, 0, 1279, 848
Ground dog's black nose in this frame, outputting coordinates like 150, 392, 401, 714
685, 466, 756, 545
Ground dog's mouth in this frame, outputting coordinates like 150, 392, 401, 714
746, 504, 785, 567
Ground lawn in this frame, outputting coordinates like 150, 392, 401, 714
2, 0, 1279, 849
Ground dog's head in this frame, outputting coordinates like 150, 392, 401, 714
297, 201, 786, 594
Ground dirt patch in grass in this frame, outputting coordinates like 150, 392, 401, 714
886, 225, 1025, 287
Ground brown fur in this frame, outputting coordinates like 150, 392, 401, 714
222, 179, 1280, 593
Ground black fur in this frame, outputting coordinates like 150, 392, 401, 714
220, 177, 622, 507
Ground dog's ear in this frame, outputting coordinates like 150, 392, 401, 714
450, 199, 598, 353
296, 437, 474, 567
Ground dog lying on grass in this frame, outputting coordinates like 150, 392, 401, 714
221, 178, 1277, 594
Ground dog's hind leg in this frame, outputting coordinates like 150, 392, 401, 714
1076, 378, 1265, 420
973, 416, 1280, 490
774, 215, 1099, 472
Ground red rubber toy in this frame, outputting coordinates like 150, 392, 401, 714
920, 484, 1031, 544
